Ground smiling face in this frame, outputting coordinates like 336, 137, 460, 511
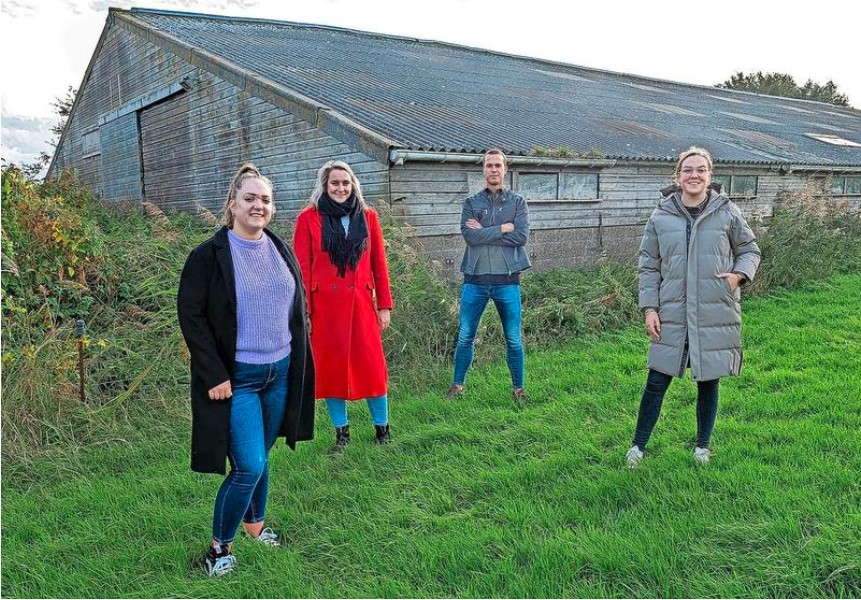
483, 152, 507, 191
229, 177, 273, 239
677, 154, 712, 202
326, 168, 353, 203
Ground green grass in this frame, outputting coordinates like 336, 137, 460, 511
3, 275, 860, 598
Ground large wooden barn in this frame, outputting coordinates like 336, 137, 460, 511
50, 7, 861, 274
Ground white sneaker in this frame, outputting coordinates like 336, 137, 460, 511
626, 445, 644, 468
204, 552, 236, 577
694, 447, 712, 465
252, 527, 281, 548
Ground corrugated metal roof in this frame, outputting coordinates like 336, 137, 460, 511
120, 8, 861, 166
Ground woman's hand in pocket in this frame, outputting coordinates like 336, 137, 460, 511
717, 272, 742, 293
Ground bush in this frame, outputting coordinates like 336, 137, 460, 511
377, 209, 459, 382
2, 167, 105, 324
748, 183, 861, 294
1, 166, 211, 476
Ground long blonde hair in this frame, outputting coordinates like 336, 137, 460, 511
221, 163, 274, 227
307, 160, 369, 209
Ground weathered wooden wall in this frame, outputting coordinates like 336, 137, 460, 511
52, 16, 388, 217
390, 162, 819, 278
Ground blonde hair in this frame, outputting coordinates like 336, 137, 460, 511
307, 160, 368, 209
673, 146, 714, 185
484, 148, 508, 165
221, 163, 274, 227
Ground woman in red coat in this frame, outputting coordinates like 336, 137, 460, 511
294, 160, 393, 452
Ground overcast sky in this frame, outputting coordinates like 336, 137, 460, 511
2, 0, 859, 168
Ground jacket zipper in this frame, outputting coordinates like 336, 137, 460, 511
672, 195, 695, 377
672, 194, 721, 378
491, 192, 515, 275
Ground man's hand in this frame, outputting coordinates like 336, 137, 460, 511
466, 219, 483, 229
500, 222, 514, 233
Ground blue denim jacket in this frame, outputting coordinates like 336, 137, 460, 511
459, 188, 531, 275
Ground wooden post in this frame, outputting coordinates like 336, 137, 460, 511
75, 319, 86, 402
598, 212, 603, 248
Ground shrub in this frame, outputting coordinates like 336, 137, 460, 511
2, 167, 105, 324
377, 209, 459, 380
1, 166, 211, 476
748, 183, 861, 294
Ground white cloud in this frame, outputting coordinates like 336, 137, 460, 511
1, 111, 55, 167
1, 0, 38, 18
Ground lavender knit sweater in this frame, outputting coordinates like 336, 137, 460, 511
227, 229, 295, 364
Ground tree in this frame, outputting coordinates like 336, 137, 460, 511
20, 86, 77, 179
718, 71, 849, 106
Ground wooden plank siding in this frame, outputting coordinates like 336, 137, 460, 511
389, 162, 823, 278
52, 19, 389, 221
139, 71, 389, 218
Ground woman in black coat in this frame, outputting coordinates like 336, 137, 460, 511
177, 163, 314, 577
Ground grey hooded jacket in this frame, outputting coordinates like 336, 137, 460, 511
639, 189, 761, 381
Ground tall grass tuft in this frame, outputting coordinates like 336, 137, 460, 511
377, 209, 459, 382
748, 183, 861, 294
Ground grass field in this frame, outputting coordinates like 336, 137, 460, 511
2, 275, 860, 598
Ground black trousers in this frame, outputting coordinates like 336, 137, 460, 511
632, 369, 719, 449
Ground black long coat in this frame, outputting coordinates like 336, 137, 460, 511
177, 226, 315, 474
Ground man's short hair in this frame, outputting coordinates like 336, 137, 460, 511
483, 148, 508, 164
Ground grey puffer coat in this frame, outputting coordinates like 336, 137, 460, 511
639, 190, 761, 381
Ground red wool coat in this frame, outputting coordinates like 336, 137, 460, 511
293, 206, 393, 400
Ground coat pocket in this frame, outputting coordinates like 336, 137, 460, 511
366, 282, 377, 308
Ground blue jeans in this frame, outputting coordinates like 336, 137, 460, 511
632, 369, 720, 450
452, 283, 525, 389
325, 396, 388, 427
212, 355, 289, 545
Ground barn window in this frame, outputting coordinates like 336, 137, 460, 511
713, 174, 758, 197
515, 171, 599, 201
518, 173, 557, 200
827, 176, 846, 194
731, 175, 758, 196
82, 129, 101, 157
560, 173, 599, 200
820, 175, 861, 195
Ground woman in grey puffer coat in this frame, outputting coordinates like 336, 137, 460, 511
626, 147, 761, 468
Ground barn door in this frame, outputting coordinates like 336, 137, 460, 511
100, 112, 143, 201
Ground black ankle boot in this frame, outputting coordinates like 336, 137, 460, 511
374, 424, 391, 445
332, 425, 350, 453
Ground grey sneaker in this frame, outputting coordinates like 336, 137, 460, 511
446, 384, 464, 399
694, 447, 712, 465
512, 388, 530, 405
626, 445, 644, 469
204, 551, 236, 577
252, 527, 281, 547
